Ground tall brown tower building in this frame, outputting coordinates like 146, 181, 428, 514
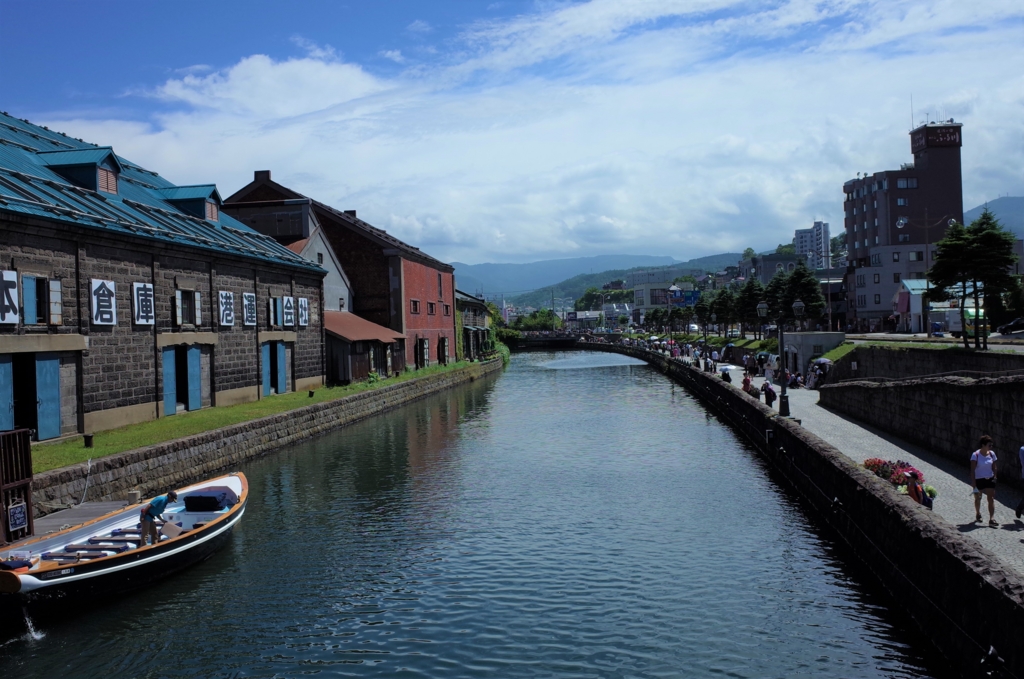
841, 121, 964, 331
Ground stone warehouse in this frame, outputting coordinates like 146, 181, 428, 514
0, 112, 326, 440
223, 171, 457, 370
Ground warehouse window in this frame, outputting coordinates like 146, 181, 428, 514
428, 302, 436, 315
205, 201, 219, 221
411, 300, 420, 314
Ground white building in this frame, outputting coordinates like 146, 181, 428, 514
794, 221, 831, 270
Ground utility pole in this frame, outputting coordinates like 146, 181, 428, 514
551, 289, 556, 331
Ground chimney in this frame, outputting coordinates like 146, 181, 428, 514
344, 210, 356, 218
254, 170, 271, 181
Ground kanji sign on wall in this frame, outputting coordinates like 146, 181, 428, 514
91, 279, 117, 325
219, 291, 235, 327
132, 282, 155, 325
282, 296, 295, 327
0, 271, 19, 324
298, 297, 309, 327
242, 292, 257, 326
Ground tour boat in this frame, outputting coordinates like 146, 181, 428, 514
0, 472, 247, 634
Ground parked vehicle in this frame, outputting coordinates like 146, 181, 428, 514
997, 317, 1024, 335
726, 329, 741, 338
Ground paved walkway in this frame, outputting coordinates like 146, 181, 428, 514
727, 368, 1024, 577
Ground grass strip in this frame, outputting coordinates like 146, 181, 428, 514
32, 361, 473, 474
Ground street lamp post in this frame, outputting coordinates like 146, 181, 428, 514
758, 299, 803, 418
895, 215, 956, 335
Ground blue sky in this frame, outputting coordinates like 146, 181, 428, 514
2, 0, 1022, 264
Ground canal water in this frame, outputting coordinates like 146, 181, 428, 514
2, 351, 948, 678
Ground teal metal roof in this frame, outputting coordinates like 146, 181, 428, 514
0, 111, 320, 273
152, 185, 222, 203
36, 147, 123, 171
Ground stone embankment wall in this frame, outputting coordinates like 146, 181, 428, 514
829, 345, 1024, 382
581, 343, 1024, 679
33, 359, 503, 514
819, 375, 1024, 483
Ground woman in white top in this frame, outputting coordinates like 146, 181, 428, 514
970, 434, 998, 525
764, 359, 775, 386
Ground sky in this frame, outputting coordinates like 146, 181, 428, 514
1, 0, 1022, 265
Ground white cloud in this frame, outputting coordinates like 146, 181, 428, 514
380, 49, 406, 64
41, 0, 1024, 265
407, 19, 432, 33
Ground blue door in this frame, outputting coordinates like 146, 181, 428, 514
275, 342, 287, 394
187, 345, 201, 411
35, 353, 60, 440
162, 346, 176, 416
261, 343, 271, 396
0, 354, 12, 431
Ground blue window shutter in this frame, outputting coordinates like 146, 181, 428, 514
187, 345, 201, 411
261, 343, 271, 396
275, 298, 283, 326
276, 342, 287, 394
162, 347, 176, 416
0, 354, 13, 431
35, 353, 61, 440
22, 275, 37, 324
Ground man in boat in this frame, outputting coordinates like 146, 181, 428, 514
139, 491, 178, 547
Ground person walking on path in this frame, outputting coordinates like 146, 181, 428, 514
140, 490, 178, 546
1016, 443, 1024, 520
764, 359, 775, 386
970, 435, 998, 525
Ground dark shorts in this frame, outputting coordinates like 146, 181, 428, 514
976, 477, 996, 491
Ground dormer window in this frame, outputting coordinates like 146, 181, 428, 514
205, 201, 219, 221
98, 167, 118, 194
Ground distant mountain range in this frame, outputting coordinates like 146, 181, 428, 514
452, 253, 742, 299
964, 196, 1024, 239
452, 255, 678, 296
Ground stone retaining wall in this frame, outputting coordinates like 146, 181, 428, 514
819, 375, 1024, 484
581, 343, 1024, 679
33, 359, 504, 514
830, 345, 1024, 383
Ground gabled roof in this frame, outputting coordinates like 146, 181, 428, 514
152, 185, 222, 203
225, 170, 453, 272
0, 111, 321, 274
36, 147, 124, 172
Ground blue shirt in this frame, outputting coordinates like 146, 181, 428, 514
145, 495, 171, 521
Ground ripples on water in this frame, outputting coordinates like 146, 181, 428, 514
1, 352, 948, 678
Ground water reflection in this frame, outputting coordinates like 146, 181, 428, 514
0, 352, 949, 678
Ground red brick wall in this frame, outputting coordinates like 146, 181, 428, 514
402, 259, 456, 367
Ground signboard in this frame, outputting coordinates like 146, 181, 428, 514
132, 282, 155, 325
0, 270, 19, 324
90, 279, 117, 325
566, 311, 577, 321
219, 291, 235, 326
670, 291, 701, 308
911, 125, 961, 153
8, 501, 28, 532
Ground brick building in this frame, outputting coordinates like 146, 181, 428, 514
842, 121, 964, 330
224, 171, 456, 369
0, 113, 325, 440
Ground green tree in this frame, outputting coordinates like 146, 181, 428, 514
784, 261, 826, 327
930, 210, 1019, 349
694, 294, 711, 333
829, 234, 847, 265
617, 314, 629, 326
742, 247, 756, 260
712, 288, 737, 334
736, 276, 766, 338
764, 270, 789, 318
776, 243, 796, 255
514, 308, 562, 331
